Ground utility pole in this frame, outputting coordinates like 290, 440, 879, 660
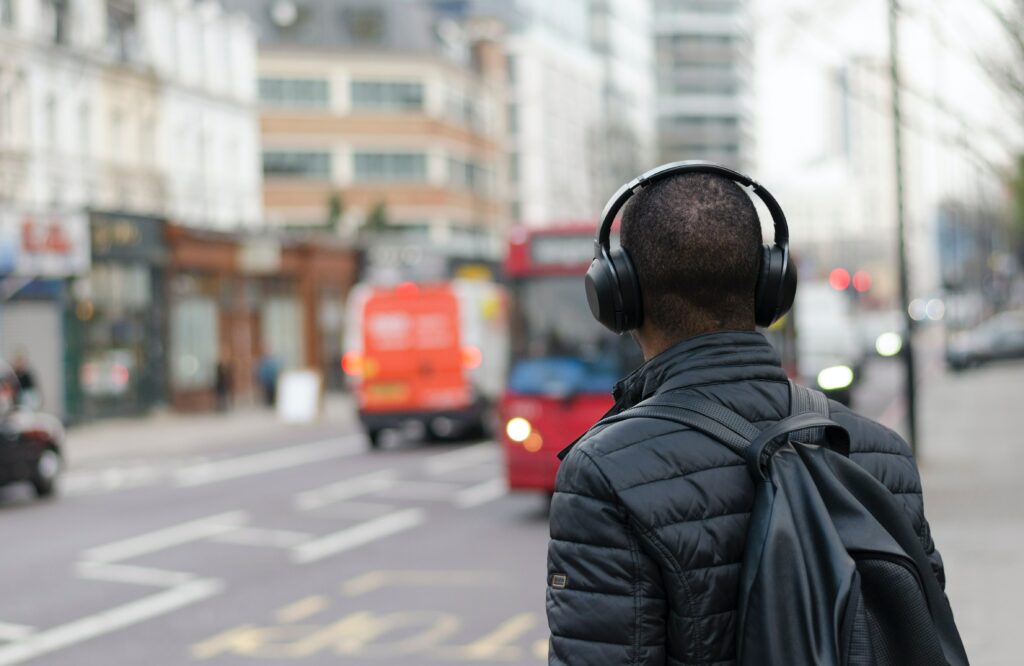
888, 0, 918, 453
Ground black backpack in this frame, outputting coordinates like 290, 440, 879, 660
599, 381, 969, 666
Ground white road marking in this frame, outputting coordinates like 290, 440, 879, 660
291, 509, 426, 564
75, 562, 196, 588
0, 624, 33, 643
209, 527, 311, 549
82, 511, 248, 564
293, 470, 396, 511
454, 477, 508, 508
424, 442, 498, 476
175, 436, 363, 487
375, 480, 463, 501
0, 579, 222, 666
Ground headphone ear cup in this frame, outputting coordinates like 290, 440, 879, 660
610, 248, 643, 331
754, 244, 782, 327
585, 258, 621, 333
778, 255, 798, 320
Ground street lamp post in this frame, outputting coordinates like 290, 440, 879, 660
888, 0, 918, 454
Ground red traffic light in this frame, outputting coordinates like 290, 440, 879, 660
829, 268, 851, 291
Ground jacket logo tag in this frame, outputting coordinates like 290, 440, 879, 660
550, 574, 568, 589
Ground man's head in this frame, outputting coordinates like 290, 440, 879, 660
620, 172, 762, 356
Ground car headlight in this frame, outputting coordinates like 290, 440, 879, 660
875, 332, 903, 357
505, 417, 532, 443
817, 365, 854, 391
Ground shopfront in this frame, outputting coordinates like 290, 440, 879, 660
167, 226, 356, 411
0, 210, 91, 421
65, 213, 167, 421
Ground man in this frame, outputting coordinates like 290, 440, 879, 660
546, 171, 944, 664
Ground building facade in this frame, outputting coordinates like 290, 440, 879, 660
653, 0, 755, 170
225, 0, 509, 277
0, 0, 266, 421
451, 0, 605, 226
589, 0, 656, 199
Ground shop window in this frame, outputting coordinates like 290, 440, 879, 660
259, 78, 330, 108
353, 152, 427, 182
350, 81, 423, 111
261, 297, 304, 371
262, 151, 331, 179
171, 297, 218, 390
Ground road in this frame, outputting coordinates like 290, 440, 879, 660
0, 349, 931, 666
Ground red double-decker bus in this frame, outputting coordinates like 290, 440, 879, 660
499, 226, 644, 493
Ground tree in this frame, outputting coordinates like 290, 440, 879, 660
362, 201, 389, 234
982, 1, 1024, 122
982, 1, 1024, 255
325, 192, 345, 232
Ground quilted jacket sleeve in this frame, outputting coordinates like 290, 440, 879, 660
546, 446, 667, 665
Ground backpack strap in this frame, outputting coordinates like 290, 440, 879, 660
788, 380, 830, 443
597, 394, 759, 458
597, 385, 849, 479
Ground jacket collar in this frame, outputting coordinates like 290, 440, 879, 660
558, 330, 785, 460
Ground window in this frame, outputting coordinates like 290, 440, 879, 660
448, 157, 491, 194
353, 152, 427, 182
350, 81, 423, 111
109, 108, 122, 159
505, 54, 516, 85
79, 103, 90, 156
259, 78, 330, 108
171, 297, 218, 390
342, 7, 384, 43
106, 1, 138, 61
45, 95, 58, 151
506, 102, 518, 134
262, 151, 331, 179
0, 0, 14, 27
655, 0, 742, 14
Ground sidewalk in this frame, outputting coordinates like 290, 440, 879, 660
64, 393, 359, 466
918, 359, 1023, 666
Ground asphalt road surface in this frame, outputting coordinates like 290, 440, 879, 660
0, 358, 908, 666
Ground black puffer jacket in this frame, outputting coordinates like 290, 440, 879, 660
546, 331, 944, 666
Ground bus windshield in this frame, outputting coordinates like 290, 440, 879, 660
508, 276, 643, 396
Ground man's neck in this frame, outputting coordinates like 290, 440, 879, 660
636, 322, 755, 362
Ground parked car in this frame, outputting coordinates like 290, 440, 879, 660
0, 365, 64, 498
946, 311, 1024, 371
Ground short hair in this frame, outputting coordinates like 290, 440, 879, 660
620, 173, 762, 335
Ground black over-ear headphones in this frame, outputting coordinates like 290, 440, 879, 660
584, 160, 797, 333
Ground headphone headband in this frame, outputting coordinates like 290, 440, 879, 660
595, 160, 789, 253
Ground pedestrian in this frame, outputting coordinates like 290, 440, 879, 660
256, 353, 279, 408
214, 355, 232, 412
11, 349, 40, 409
546, 163, 961, 664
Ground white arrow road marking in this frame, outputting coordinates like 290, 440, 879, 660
75, 562, 197, 588
175, 436, 363, 487
291, 509, 426, 564
82, 511, 248, 564
293, 470, 397, 511
0, 579, 222, 666
0, 624, 33, 643
375, 480, 464, 501
454, 477, 508, 508
209, 527, 312, 549
424, 442, 498, 476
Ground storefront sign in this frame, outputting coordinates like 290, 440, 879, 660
90, 212, 166, 263
0, 211, 91, 277
238, 238, 282, 274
